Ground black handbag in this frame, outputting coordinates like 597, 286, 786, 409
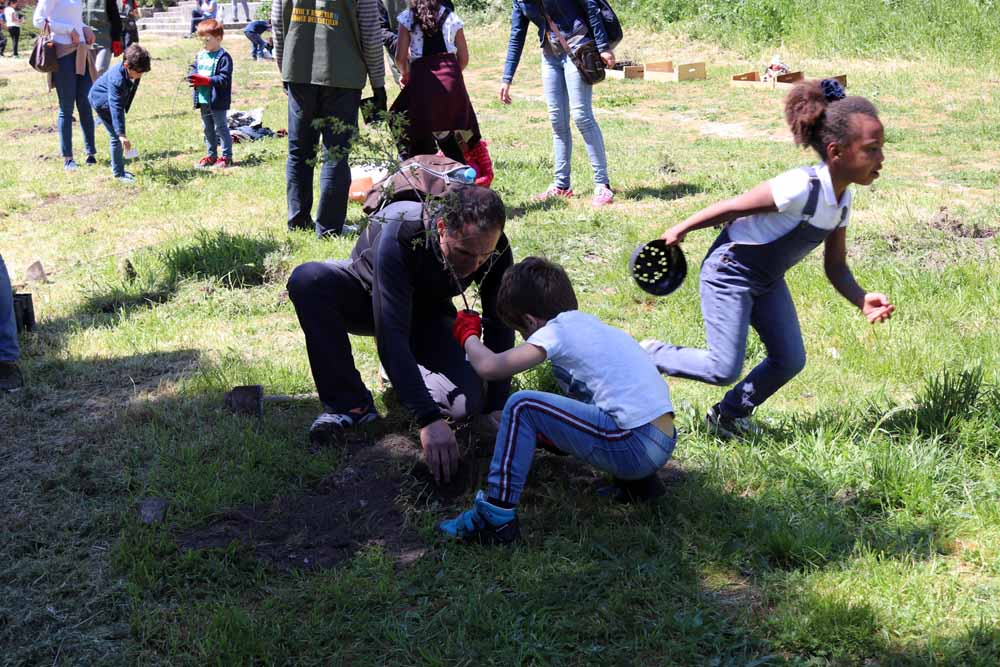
542, 9, 605, 85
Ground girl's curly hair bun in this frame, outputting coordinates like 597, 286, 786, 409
785, 80, 879, 160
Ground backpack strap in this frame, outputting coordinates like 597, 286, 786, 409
800, 166, 821, 223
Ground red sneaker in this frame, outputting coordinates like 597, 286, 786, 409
213, 157, 231, 169
196, 156, 215, 168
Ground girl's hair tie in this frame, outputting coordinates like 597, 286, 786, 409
820, 78, 846, 102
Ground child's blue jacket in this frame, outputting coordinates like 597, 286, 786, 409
190, 47, 233, 111
88, 64, 141, 137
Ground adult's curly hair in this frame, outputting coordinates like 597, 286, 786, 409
412, 0, 442, 35
785, 80, 879, 159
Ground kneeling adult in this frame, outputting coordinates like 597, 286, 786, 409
287, 185, 513, 483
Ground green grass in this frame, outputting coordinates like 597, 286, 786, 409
3, 20, 1000, 666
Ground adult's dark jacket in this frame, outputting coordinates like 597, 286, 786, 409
349, 201, 514, 427
502, 0, 610, 83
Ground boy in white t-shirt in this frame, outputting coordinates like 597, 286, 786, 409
440, 257, 678, 545
643, 79, 894, 439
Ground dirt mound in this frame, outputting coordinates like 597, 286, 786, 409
931, 207, 997, 239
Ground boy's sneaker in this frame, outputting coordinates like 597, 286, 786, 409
0, 361, 24, 392
705, 403, 761, 440
308, 402, 380, 446
533, 185, 573, 202
592, 184, 614, 207
85, 154, 97, 165
438, 490, 520, 545
64, 159, 78, 171
116, 172, 136, 183
598, 473, 667, 503
213, 157, 231, 169
196, 156, 215, 169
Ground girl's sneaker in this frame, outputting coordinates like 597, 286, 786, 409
64, 158, 78, 171
116, 172, 136, 184
196, 156, 215, 169
85, 154, 97, 165
213, 157, 231, 169
438, 490, 520, 545
705, 403, 761, 440
533, 185, 574, 202
592, 184, 614, 207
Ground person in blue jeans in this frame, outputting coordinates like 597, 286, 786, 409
0, 253, 23, 392
642, 79, 894, 439
243, 19, 271, 60
500, 0, 615, 207
440, 257, 678, 544
188, 19, 234, 168
89, 44, 149, 183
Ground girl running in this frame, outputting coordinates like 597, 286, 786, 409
642, 79, 894, 438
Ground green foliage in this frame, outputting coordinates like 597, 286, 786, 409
613, 0, 1000, 62
255, 0, 271, 21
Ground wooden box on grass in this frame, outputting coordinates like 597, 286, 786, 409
731, 71, 846, 90
644, 61, 706, 82
606, 64, 645, 80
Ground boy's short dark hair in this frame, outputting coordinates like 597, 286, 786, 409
124, 44, 151, 73
497, 257, 578, 332
196, 18, 224, 38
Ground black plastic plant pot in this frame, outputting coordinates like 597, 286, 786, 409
629, 239, 687, 296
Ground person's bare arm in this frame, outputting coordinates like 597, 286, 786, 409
455, 28, 468, 70
661, 181, 777, 245
395, 25, 410, 83
824, 227, 895, 323
465, 338, 547, 381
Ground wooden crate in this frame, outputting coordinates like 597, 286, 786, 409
645, 61, 706, 82
606, 64, 645, 80
730, 70, 804, 89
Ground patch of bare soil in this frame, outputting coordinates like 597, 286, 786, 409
930, 206, 997, 239
7, 123, 57, 140
178, 430, 484, 570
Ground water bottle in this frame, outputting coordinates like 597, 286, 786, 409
443, 165, 477, 184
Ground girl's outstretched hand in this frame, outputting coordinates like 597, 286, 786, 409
862, 292, 894, 324
660, 224, 687, 246
499, 82, 512, 105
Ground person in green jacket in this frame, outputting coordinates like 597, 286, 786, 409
272, 0, 387, 237
82, 0, 123, 74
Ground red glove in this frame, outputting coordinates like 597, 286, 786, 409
188, 74, 211, 87
464, 140, 494, 188
111, 40, 123, 57
452, 310, 482, 348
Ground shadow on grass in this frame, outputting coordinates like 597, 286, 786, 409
506, 196, 571, 219
0, 348, 202, 665
619, 182, 703, 201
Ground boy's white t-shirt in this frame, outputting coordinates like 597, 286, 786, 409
526, 310, 673, 429
398, 6, 463, 61
5, 7, 22, 25
726, 162, 853, 245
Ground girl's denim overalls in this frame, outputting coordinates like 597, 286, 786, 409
648, 168, 847, 417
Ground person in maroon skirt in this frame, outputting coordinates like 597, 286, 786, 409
391, 0, 480, 163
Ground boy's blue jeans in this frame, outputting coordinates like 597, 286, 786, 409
245, 31, 268, 57
200, 105, 233, 160
95, 108, 125, 177
0, 253, 19, 362
54, 53, 96, 159
487, 390, 677, 505
540, 48, 609, 190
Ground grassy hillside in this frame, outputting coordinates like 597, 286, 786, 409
2, 20, 1000, 666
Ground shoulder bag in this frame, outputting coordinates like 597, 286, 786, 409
29, 20, 58, 74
